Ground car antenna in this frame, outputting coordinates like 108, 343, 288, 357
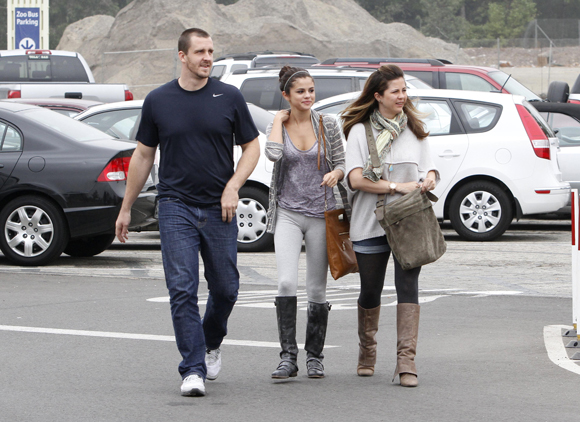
498, 74, 512, 93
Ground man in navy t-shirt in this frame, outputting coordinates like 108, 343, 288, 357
115, 28, 260, 397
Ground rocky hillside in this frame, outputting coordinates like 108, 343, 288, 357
57, 0, 468, 99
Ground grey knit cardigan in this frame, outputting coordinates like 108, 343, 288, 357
264, 108, 349, 234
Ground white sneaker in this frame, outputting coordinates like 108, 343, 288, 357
205, 348, 221, 381
180, 374, 205, 397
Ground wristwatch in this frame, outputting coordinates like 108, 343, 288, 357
389, 182, 397, 194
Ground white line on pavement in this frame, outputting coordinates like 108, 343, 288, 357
0, 324, 337, 349
544, 324, 580, 375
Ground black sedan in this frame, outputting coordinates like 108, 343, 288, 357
0, 102, 140, 266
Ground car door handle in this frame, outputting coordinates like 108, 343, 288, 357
438, 151, 461, 158
0, 164, 4, 168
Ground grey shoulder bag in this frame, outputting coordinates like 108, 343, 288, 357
363, 121, 446, 270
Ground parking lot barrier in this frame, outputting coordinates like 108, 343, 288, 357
568, 190, 580, 358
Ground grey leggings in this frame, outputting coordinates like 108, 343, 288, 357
274, 208, 328, 303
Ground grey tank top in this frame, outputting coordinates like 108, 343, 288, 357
278, 128, 336, 218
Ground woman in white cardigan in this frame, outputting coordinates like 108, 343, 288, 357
264, 66, 345, 379
342, 65, 440, 387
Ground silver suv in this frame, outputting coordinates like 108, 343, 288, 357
221, 67, 431, 113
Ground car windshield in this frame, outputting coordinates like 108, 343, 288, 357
21, 107, 113, 141
488, 71, 541, 101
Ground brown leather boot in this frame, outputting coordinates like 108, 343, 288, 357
357, 303, 381, 376
393, 303, 420, 387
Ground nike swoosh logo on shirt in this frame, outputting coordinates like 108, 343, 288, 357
213, 93, 223, 97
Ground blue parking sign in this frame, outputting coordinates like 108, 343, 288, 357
15, 8, 40, 50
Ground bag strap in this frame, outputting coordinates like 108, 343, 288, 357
320, 115, 329, 212
363, 120, 439, 217
363, 121, 387, 211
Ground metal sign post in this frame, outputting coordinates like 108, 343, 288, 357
7, 0, 49, 50
573, 190, 580, 334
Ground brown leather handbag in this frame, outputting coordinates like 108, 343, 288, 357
319, 115, 358, 280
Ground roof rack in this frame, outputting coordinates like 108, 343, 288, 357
231, 66, 375, 75
215, 51, 317, 61
320, 58, 449, 66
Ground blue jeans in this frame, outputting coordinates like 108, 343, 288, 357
158, 197, 239, 380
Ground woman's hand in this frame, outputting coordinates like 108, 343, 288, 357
394, 181, 420, 195
274, 109, 290, 124
420, 177, 436, 193
321, 169, 343, 188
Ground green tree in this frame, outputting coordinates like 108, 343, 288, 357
354, 0, 427, 28
420, 0, 469, 41
484, 0, 537, 39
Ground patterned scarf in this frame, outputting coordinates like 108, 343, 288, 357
362, 109, 408, 182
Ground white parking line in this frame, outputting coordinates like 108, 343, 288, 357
544, 325, 580, 375
0, 324, 337, 349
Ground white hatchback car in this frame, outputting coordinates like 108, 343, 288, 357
314, 89, 570, 241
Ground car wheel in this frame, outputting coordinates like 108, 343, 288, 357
237, 186, 273, 252
63, 233, 116, 257
449, 181, 513, 241
0, 196, 69, 266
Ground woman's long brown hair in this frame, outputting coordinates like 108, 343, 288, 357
341, 64, 429, 140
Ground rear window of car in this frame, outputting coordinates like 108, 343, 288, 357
404, 71, 436, 87
22, 107, 112, 142
444, 73, 496, 92
240, 78, 282, 111
454, 101, 502, 133
0, 122, 22, 151
0, 54, 89, 82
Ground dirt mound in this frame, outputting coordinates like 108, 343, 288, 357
57, 0, 467, 98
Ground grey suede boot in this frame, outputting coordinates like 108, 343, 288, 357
304, 301, 331, 378
271, 296, 299, 379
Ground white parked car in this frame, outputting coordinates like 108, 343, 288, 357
314, 89, 570, 241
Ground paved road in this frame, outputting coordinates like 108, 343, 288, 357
1, 220, 579, 421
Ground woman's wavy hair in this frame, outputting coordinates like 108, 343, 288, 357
340, 64, 429, 140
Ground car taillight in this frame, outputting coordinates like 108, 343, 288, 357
516, 104, 550, 160
7, 90, 21, 98
97, 156, 131, 182
125, 90, 134, 101
569, 99, 580, 105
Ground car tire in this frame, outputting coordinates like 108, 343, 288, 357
237, 186, 273, 252
449, 181, 513, 241
63, 233, 116, 257
547, 81, 570, 103
0, 196, 69, 266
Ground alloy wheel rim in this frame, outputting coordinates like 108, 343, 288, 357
4, 205, 54, 257
458, 190, 502, 233
237, 197, 268, 244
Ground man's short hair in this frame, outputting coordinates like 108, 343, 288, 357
178, 28, 211, 54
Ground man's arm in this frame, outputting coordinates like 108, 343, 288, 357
115, 142, 157, 242
221, 137, 260, 222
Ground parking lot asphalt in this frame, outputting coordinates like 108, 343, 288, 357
1, 220, 578, 421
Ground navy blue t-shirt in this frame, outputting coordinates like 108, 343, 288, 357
137, 78, 259, 206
